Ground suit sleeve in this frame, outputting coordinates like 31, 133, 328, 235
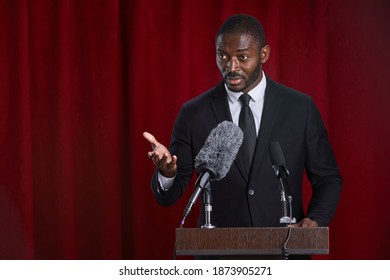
304, 98, 342, 226
150, 105, 195, 206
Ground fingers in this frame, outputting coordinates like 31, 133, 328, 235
143, 131, 177, 177
301, 219, 318, 227
143, 131, 159, 149
294, 218, 318, 228
148, 150, 174, 168
167, 155, 177, 169
143, 132, 167, 156
160, 151, 172, 164
148, 151, 177, 177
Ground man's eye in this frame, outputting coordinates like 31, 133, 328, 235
240, 55, 248, 61
218, 53, 226, 59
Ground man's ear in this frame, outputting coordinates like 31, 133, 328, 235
260, 45, 271, 64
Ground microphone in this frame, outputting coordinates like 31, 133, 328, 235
269, 141, 296, 225
269, 141, 289, 182
181, 121, 243, 225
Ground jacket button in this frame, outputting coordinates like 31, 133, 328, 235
248, 189, 255, 195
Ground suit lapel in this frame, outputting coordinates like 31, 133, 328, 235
249, 77, 279, 183
210, 83, 232, 123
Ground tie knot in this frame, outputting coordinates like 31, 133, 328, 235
239, 94, 251, 107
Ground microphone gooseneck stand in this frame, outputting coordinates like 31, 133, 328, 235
179, 181, 215, 229
201, 182, 215, 228
282, 196, 294, 260
180, 169, 216, 228
272, 164, 296, 259
272, 164, 296, 225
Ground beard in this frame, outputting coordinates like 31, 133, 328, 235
224, 62, 261, 93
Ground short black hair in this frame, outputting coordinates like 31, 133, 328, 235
215, 14, 266, 50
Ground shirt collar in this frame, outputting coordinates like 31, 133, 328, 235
225, 71, 267, 104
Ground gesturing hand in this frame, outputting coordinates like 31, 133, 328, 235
143, 132, 177, 178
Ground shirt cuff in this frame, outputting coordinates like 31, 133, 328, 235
157, 171, 175, 191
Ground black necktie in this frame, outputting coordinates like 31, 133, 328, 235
239, 94, 257, 168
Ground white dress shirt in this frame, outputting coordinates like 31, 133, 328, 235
225, 71, 266, 135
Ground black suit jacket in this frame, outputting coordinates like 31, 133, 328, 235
151, 77, 342, 227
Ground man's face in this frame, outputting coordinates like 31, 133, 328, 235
216, 33, 264, 93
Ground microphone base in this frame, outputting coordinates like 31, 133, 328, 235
280, 216, 296, 224
201, 224, 216, 229
202, 203, 215, 228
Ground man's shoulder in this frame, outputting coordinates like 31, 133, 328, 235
182, 82, 225, 108
266, 76, 312, 102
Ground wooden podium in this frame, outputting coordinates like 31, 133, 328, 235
175, 227, 329, 258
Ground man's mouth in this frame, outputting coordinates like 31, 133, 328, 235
226, 78, 243, 85
225, 75, 244, 86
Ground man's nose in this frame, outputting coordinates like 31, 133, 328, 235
226, 57, 240, 72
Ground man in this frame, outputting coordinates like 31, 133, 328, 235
144, 14, 342, 229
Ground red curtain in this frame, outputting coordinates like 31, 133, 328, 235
0, 0, 389, 260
